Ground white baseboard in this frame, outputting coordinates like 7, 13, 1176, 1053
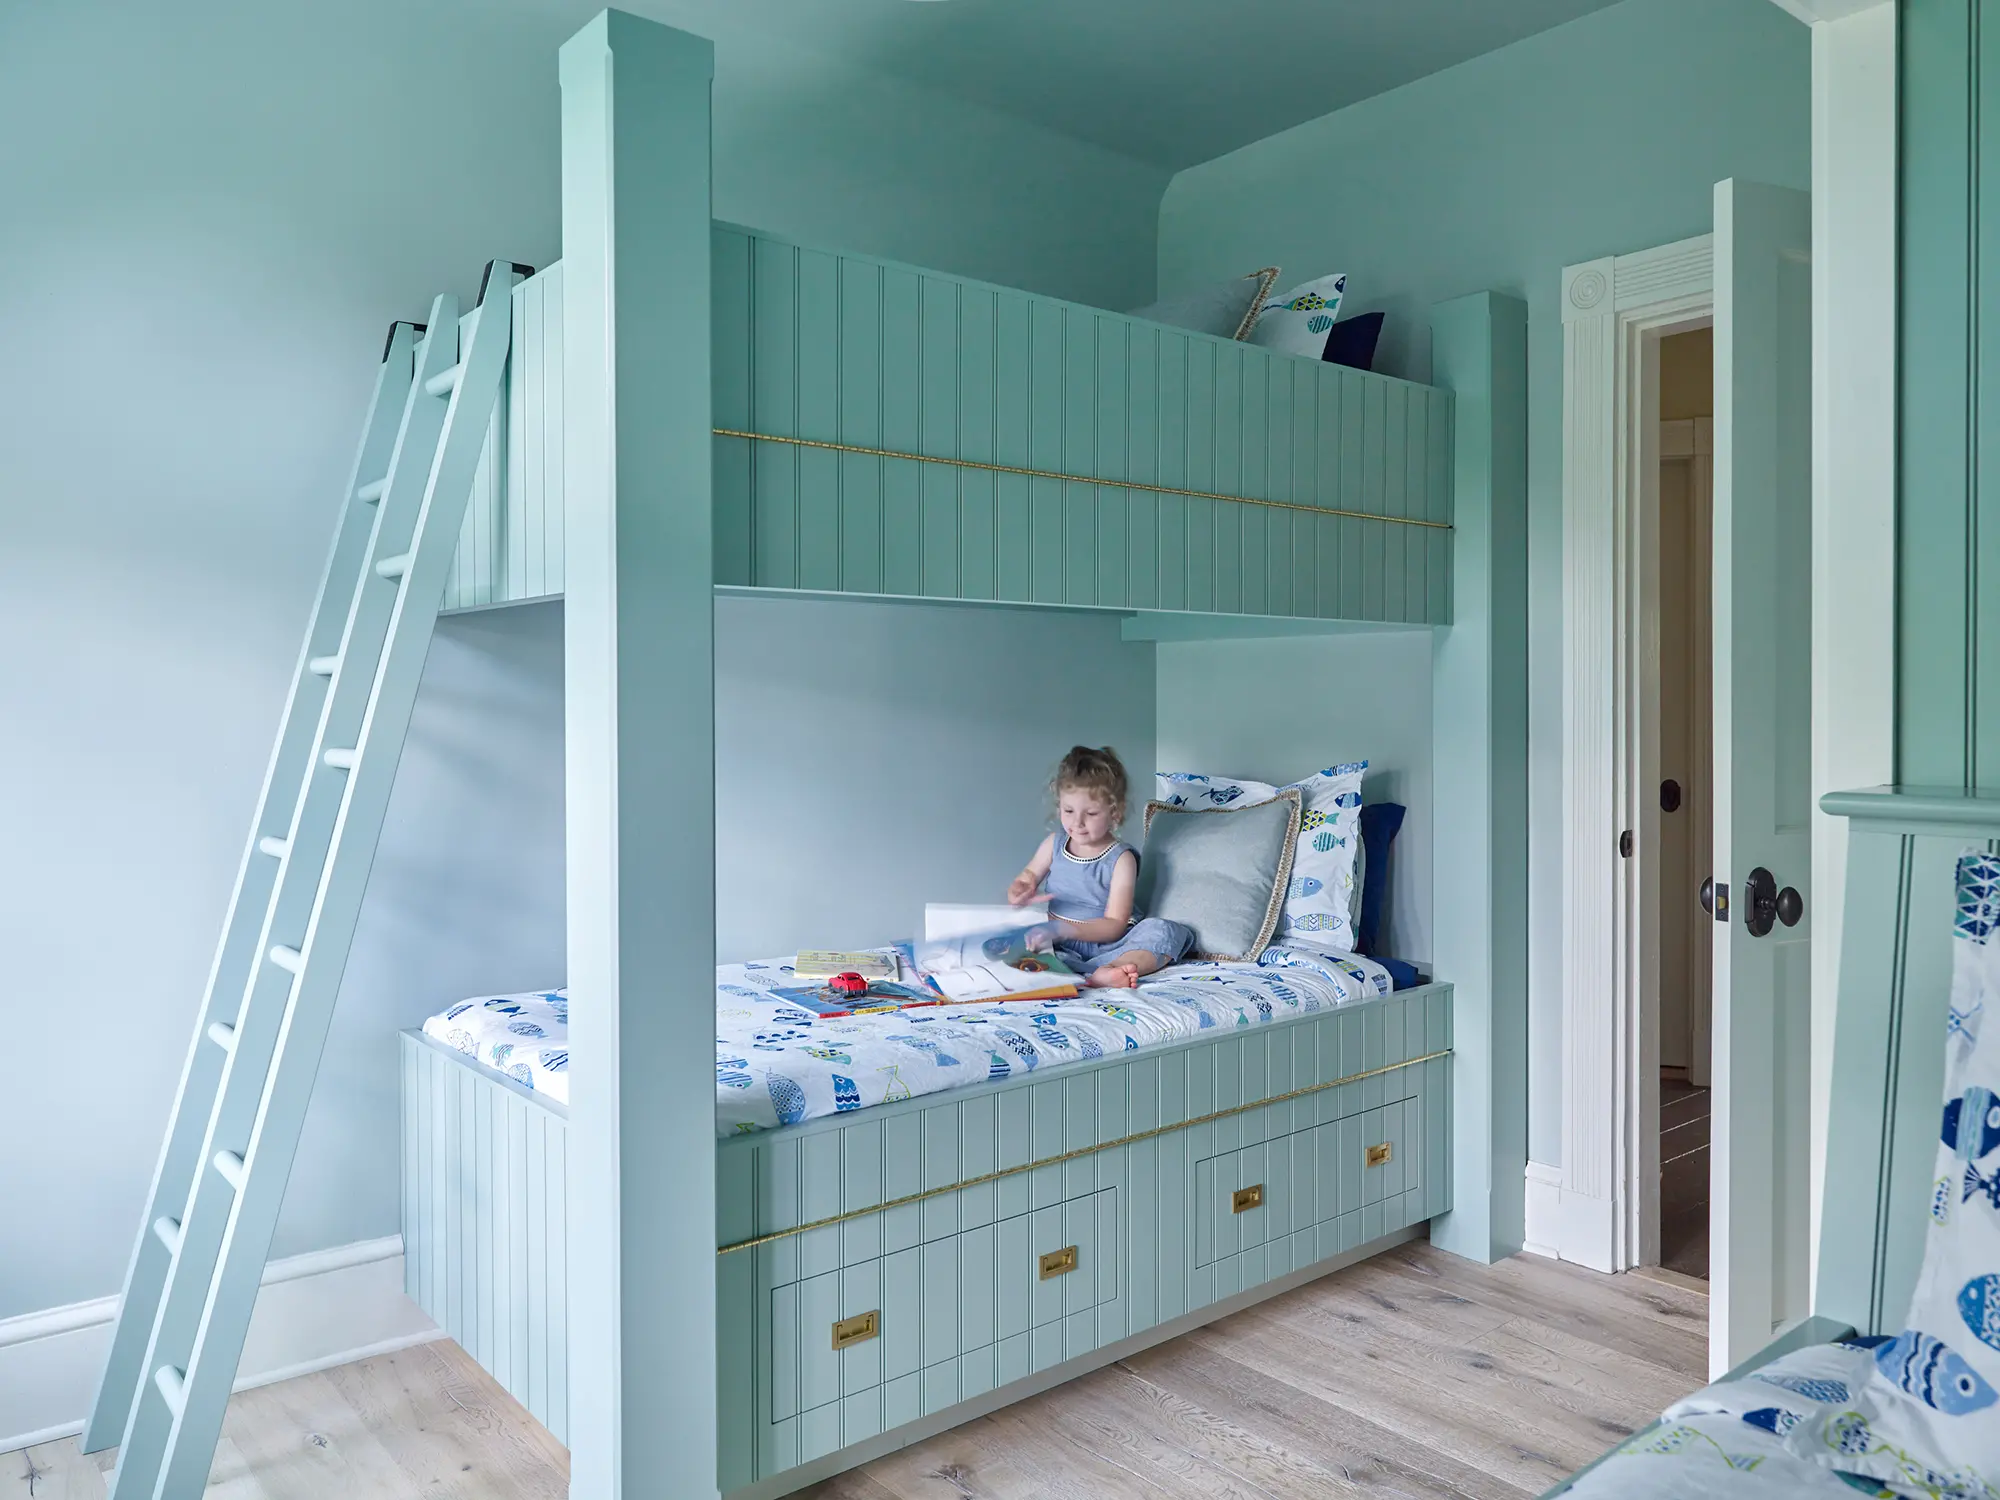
1523, 1160, 1565, 1259
1522, 1159, 1619, 1272
0, 1236, 442, 1456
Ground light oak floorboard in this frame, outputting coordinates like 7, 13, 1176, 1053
4, 1247, 1703, 1500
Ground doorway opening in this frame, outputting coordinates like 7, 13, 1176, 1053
1653, 325, 1713, 1283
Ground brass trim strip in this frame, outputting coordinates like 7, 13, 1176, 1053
713, 429, 1453, 531
716, 1047, 1451, 1256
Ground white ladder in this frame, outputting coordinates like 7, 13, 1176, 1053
85, 260, 530, 1500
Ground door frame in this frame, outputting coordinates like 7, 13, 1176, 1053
1540, 234, 1713, 1275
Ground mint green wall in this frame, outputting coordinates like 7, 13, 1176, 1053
1156, 0, 1810, 1166
0, 0, 1163, 1323
1155, 633, 1436, 963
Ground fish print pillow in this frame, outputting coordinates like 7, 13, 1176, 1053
1247, 272, 1348, 359
1157, 763, 1366, 952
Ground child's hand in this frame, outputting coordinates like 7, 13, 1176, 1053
1007, 872, 1041, 906
1025, 924, 1055, 953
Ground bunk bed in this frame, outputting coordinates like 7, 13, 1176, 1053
86, 13, 1526, 1500
408, 16, 1526, 1499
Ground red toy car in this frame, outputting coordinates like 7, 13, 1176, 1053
827, 971, 870, 998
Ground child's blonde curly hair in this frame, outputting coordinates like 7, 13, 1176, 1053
1053, 745, 1130, 823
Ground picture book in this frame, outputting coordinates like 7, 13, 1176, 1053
768, 982, 942, 1019
791, 949, 901, 983
924, 901, 1050, 942
904, 927, 1080, 1004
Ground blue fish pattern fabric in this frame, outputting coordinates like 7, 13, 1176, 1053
1557, 850, 2000, 1498
423, 944, 1392, 1135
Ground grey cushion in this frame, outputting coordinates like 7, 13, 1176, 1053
1140, 790, 1300, 962
1129, 268, 1281, 342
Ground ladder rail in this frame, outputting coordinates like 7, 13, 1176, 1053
105, 300, 464, 1495
82, 321, 424, 1453
107, 263, 526, 1500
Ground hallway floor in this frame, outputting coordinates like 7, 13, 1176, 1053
1659, 1079, 1712, 1282
9, 1243, 1707, 1500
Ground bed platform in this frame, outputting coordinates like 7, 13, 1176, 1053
402, 979, 1453, 1492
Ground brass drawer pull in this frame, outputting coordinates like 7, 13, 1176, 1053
1366, 1142, 1393, 1168
831, 1310, 879, 1351
1232, 1184, 1264, 1214
1039, 1245, 1079, 1280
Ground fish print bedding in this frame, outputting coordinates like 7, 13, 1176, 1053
1557, 851, 2000, 1500
421, 942, 1392, 1136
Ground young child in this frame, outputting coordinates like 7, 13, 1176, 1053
1006, 746, 1195, 989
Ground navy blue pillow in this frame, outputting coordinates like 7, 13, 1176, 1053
1322, 311, 1385, 373
1355, 801, 1406, 957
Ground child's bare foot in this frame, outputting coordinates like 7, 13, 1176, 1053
1085, 963, 1141, 989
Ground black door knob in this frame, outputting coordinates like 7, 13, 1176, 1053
1776, 886, 1804, 927
1699, 876, 1714, 915
1661, 779, 1682, 813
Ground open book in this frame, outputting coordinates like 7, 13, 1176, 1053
904, 919, 1080, 1004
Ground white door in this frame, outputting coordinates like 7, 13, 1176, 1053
1710, 179, 1813, 1376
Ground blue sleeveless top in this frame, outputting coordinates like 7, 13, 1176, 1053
1045, 835, 1136, 923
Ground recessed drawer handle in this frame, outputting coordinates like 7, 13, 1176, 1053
1232, 1184, 1264, 1214
1366, 1142, 1393, 1168
831, 1310, 879, 1350
1039, 1245, 1079, 1280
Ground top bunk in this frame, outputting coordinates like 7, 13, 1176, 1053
443, 225, 1457, 631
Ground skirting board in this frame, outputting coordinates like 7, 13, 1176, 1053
1521, 1159, 1617, 1272
0, 1236, 442, 1455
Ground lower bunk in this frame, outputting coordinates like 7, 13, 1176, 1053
400, 980, 1454, 1497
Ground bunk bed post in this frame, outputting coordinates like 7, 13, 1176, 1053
1428, 291, 1530, 1263
559, 12, 718, 1500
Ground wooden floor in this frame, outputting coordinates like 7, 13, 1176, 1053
1658, 1079, 1712, 1282
9, 1243, 1704, 1500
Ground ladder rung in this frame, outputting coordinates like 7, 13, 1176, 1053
153, 1365, 186, 1417
323, 747, 357, 770
268, 944, 303, 974
357, 477, 388, 503
207, 1020, 236, 1052
423, 363, 462, 398
307, 655, 340, 677
151, 1216, 182, 1256
257, 836, 288, 859
375, 552, 411, 580
212, 1151, 247, 1193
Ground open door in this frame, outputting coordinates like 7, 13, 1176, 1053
1709, 179, 1813, 1376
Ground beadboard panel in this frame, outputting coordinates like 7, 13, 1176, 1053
449, 243, 1454, 623
711, 225, 1452, 624
1900, 0, 2000, 787
405, 981, 1451, 1495
400, 1032, 569, 1443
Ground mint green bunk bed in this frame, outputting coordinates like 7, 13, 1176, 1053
389, 15, 1529, 1499
81, 11, 1524, 1500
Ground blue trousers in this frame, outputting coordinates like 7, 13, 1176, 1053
1055, 917, 1196, 974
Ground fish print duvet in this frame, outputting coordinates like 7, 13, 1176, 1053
422, 943, 1392, 1136
1558, 850, 2000, 1500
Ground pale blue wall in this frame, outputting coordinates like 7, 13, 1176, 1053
0, 0, 1164, 1319
1155, 0, 1810, 1166
1156, 633, 1435, 965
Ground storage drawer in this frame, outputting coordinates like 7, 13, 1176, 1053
764, 1187, 1116, 1466
1194, 1100, 1411, 1269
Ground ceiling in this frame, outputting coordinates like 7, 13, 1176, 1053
723, 0, 1630, 171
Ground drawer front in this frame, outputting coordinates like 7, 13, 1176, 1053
764, 1187, 1117, 1461
1194, 1100, 1412, 1269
